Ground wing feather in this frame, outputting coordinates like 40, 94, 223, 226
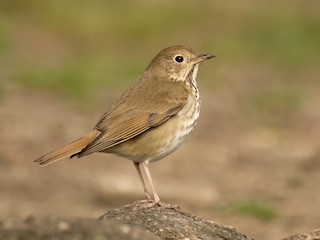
78, 77, 188, 157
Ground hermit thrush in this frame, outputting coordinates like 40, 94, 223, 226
35, 45, 214, 203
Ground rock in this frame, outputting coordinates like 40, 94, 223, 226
281, 228, 320, 240
100, 200, 250, 240
0, 215, 159, 240
1, 201, 319, 240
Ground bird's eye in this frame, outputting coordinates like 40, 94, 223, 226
174, 55, 184, 63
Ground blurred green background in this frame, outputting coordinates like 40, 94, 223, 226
2, 1, 319, 106
1, 1, 320, 240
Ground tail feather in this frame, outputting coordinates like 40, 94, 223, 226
34, 130, 100, 166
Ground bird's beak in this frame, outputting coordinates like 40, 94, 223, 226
192, 54, 215, 64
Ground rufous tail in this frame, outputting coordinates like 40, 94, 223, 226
34, 129, 100, 166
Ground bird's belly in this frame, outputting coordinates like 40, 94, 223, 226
107, 96, 200, 163
152, 117, 196, 162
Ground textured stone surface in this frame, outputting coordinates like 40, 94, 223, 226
0, 216, 159, 240
1, 201, 319, 240
101, 200, 250, 240
281, 229, 320, 240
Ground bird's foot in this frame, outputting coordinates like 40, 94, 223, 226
133, 199, 157, 209
133, 199, 180, 210
156, 201, 180, 210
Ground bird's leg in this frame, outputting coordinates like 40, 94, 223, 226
142, 161, 160, 203
133, 162, 151, 200
133, 161, 180, 209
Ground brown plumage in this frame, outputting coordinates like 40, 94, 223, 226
34, 45, 214, 203
35, 130, 100, 165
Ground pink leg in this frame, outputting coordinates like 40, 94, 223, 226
134, 162, 151, 200
142, 161, 160, 203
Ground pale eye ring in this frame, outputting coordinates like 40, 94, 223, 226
174, 55, 184, 63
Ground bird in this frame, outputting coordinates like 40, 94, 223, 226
34, 45, 214, 204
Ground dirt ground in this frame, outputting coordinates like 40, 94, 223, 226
1, 83, 320, 240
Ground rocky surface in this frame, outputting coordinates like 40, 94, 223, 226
1, 201, 320, 239
101, 200, 250, 240
0, 215, 159, 240
281, 228, 320, 240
